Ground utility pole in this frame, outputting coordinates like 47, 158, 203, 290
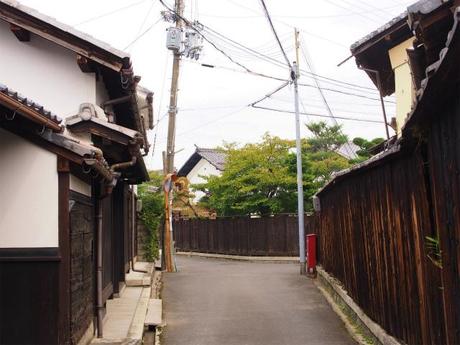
165, 0, 184, 173
163, 0, 184, 273
293, 28, 306, 275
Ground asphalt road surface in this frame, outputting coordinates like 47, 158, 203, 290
162, 255, 355, 345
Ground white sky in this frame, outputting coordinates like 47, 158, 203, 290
20, 0, 415, 171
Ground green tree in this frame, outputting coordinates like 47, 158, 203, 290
352, 137, 385, 159
196, 134, 298, 216
137, 171, 164, 261
196, 122, 353, 216
305, 122, 348, 152
302, 121, 350, 189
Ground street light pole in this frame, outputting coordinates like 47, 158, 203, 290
293, 28, 306, 275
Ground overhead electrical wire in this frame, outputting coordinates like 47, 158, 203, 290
258, 0, 292, 69
249, 82, 290, 107
221, 0, 404, 20
74, 0, 149, 26
158, 0, 384, 96
200, 23, 378, 93
298, 82, 395, 103
157, 0, 394, 134
251, 105, 385, 124
158, 0, 280, 79
124, 17, 163, 50
223, 0, 347, 48
300, 40, 336, 124
299, 39, 356, 157
191, 60, 395, 104
323, 0, 386, 24
128, 0, 158, 50
150, 53, 171, 161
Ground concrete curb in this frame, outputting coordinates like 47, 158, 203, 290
176, 251, 299, 263
316, 267, 401, 345
127, 286, 151, 340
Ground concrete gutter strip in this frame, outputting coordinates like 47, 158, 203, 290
317, 266, 402, 345
176, 251, 299, 263
127, 286, 151, 341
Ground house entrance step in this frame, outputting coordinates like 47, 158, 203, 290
144, 298, 163, 326
125, 262, 154, 287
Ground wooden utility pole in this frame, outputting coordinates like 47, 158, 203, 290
165, 0, 184, 173
163, 0, 184, 272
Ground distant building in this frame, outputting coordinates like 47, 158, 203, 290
178, 147, 227, 202
336, 142, 361, 160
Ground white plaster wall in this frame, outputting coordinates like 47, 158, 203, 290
0, 128, 59, 248
70, 175, 91, 197
187, 158, 221, 202
389, 37, 415, 135
0, 19, 96, 118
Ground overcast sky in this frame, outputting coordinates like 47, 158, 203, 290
20, 0, 415, 171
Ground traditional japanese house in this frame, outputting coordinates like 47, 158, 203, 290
0, 1, 153, 343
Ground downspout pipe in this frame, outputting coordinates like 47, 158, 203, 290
110, 156, 149, 273
110, 155, 137, 172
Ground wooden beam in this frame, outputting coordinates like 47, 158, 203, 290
57, 157, 71, 344
77, 55, 94, 73
10, 23, 29, 41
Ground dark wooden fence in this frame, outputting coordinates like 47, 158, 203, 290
311, 34, 460, 344
173, 214, 307, 256
314, 149, 445, 345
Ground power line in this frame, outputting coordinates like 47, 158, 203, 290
249, 82, 290, 106
258, 0, 292, 69
74, 0, 148, 26
158, 2, 380, 94
128, 0, 158, 51
192, 60, 396, 104
224, 0, 347, 48
251, 105, 385, 124
124, 17, 162, 50
200, 24, 378, 93
158, 0, 278, 79
323, 0, 385, 24
298, 82, 395, 103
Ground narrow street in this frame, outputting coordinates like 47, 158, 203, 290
162, 256, 355, 345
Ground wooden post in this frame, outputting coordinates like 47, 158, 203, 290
165, 0, 184, 173
57, 157, 71, 344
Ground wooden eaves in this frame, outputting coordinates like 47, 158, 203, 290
0, 89, 62, 132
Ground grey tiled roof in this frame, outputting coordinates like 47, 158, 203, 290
177, 147, 227, 177
350, 0, 446, 52
350, 12, 408, 52
0, 83, 62, 123
196, 147, 227, 171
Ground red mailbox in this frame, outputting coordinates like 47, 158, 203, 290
306, 234, 317, 277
